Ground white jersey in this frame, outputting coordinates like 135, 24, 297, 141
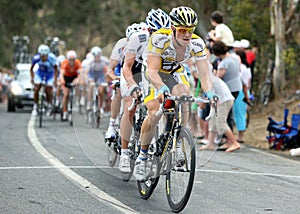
110, 37, 127, 63
125, 30, 149, 64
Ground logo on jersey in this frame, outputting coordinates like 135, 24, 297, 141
154, 36, 168, 46
138, 34, 147, 42
162, 47, 176, 58
191, 40, 204, 50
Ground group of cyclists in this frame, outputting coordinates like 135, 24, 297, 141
29, 6, 218, 181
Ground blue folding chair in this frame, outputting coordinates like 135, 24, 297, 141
268, 114, 300, 150
267, 108, 289, 133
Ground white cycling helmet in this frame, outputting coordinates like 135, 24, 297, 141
86, 52, 93, 59
38, 44, 50, 55
66, 50, 77, 59
56, 55, 66, 65
146, 8, 171, 31
91, 46, 102, 56
169, 6, 198, 27
138, 22, 149, 31
126, 23, 139, 38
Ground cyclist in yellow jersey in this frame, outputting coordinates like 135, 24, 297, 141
134, 6, 216, 181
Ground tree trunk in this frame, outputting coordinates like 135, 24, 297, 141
272, 0, 286, 97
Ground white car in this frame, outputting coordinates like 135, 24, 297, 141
7, 63, 34, 112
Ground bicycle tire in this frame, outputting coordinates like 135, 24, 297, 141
120, 159, 135, 182
136, 155, 160, 199
39, 93, 45, 128
165, 127, 195, 213
106, 139, 119, 167
69, 90, 73, 126
260, 82, 272, 105
52, 95, 57, 121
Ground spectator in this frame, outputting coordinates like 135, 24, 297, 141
209, 10, 234, 50
235, 49, 252, 142
240, 39, 256, 88
211, 41, 243, 133
199, 64, 240, 152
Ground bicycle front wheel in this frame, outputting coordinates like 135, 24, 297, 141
165, 127, 195, 213
137, 155, 160, 199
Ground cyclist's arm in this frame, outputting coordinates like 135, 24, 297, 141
54, 65, 58, 84
123, 52, 137, 87
147, 53, 165, 90
106, 58, 119, 81
30, 63, 35, 83
195, 59, 213, 93
60, 63, 66, 84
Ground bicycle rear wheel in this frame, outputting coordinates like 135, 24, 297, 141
165, 127, 195, 213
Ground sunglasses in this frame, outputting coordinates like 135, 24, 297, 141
175, 27, 195, 34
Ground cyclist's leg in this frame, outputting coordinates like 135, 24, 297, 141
61, 78, 71, 120
87, 79, 95, 110
32, 73, 42, 116
78, 72, 86, 106
134, 89, 160, 180
105, 88, 121, 139
98, 84, 106, 114
119, 95, 135, 172
45, 72, 54, 104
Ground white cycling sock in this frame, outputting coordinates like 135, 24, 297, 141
109, 118, 116, 126
121, 149, 128, 156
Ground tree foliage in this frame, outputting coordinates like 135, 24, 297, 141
0, 0, 299, 91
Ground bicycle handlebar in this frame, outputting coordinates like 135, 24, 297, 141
155, 94, 210, 117
128, 95, 143, 111
111, 80, 120, 100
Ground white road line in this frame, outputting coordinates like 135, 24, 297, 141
27, 117, 138, 214
196, 169, 300, 179
0, 166, 115, 170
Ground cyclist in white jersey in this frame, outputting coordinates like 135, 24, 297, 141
85, 46, 108, 113
134, 6, 217, 181
118, 9, 171, 173
80, 52, 93, 106
105, 23, 141, 139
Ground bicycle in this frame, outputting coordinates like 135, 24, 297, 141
105, 82, 147, 181
86, 82, 107, 128
260, 59, 274, 106
136, 94, 211, 213
52, 85, 62, 121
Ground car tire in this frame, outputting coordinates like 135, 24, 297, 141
7, 95, 16, 112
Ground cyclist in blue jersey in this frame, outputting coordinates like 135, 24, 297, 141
30, 44, 58, 116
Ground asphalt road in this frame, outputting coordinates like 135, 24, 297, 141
1, 102, 300, 214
